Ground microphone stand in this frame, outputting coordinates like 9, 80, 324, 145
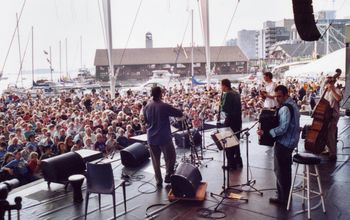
230, 121, 263, 196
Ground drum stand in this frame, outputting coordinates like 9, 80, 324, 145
210, 138, 248, 210
230, 121, 263, 196
198, 121, 214, 165
201, 119, 219, 153
180, 119, 201, 166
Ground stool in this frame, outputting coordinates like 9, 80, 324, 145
287, 153, 326, 219
68, 174, 85, 203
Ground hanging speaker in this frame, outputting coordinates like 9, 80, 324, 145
120, 143, 150, 167
170, 163, 202, 198
292, 0, 321, 41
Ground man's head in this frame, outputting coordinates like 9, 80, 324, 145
274, 85, 289, 106
263, 72, 273, 82
335, 68, 342, 75
221, 79, 231, 92
151, 86, 162, 101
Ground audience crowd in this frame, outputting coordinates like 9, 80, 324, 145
0, 75, 343, 185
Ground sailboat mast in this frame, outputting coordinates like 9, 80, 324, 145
80, 35, 83, 69
65, 38, 68, 78
191, 9, 194, 78
31, 26, 34, 86
49, 46, 53, 81
16, 13, 23, 85
59, 40, 62, 79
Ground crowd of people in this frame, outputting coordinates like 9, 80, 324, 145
0, 71, 344, 185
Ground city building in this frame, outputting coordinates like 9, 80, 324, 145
237, 30, 258, 59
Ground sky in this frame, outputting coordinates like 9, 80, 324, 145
0, 0, 349, 74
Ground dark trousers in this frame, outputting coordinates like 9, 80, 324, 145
224, 116, 242, 168
274, 142, 294, 202
149, 141, 176, 185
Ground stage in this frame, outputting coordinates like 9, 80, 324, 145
5, 115, 350, 220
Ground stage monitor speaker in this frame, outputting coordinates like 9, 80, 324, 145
292, 0, 321, 41
120, 143, 150, 167
41, 152, 86, 186
170, 163, 202, 198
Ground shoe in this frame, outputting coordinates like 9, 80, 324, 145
164, 174, 172, 184
269, 197, 287, 206
329, 155, 337, 162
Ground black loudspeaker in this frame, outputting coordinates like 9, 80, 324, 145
41, 152, 86, 186
170, 163, 202, 198
120, 143, 150, 167
292, 0, 321, 41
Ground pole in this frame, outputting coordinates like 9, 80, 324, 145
80, 35, 83, 69
31, 26, 34, 86
191, 9, 194, 79
16, 13, 23, 85
59, 40, 62, 79
49, 46, 53, 81
343, 24, 350, 109
102, 0, 116, 99
65, 38, 68, 78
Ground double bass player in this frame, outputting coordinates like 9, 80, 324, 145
323, 69, 343, 161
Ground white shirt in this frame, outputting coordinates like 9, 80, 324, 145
324, 87, 342, 116
263, 81, 277, 108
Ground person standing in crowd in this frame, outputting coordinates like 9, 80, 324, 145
260, 72, 277, 109
258, 85, 300, 206
143, 86, 183, 187
220, 79, 243, 169
324, 69, 343, 161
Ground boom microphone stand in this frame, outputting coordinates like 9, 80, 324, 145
231, 121, 263, 196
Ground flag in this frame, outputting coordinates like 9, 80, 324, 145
46, 58, 51, 64
43, 50, 48, 55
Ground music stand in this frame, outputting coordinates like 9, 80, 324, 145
231, 121, 263, 196
210, 127, 248, 210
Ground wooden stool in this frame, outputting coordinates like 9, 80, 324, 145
68, 174, 85, 203
287, 153, 326, 219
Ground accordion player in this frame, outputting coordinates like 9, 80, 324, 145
258, 108, 279, 146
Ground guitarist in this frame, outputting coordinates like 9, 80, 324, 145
324, 69, 343, 161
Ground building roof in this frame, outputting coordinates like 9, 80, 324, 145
94, 46, 248, 66
271, 42, 343, 58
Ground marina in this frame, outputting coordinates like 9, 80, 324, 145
1, 1, 350, 220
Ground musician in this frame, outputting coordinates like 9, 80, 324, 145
143, 86, 183, 187
324, 69, 343, 161
257, 85, 300, 206
260, 72, 277, 109
220, 79, 243, 169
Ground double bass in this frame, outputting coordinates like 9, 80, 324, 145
305, 72, 341, 153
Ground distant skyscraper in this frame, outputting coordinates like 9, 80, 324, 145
237, 30, 258, 59
226, 38, 237, 46
261, 20, 291, 58
146, 32, 153, 48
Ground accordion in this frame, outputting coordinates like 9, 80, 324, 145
258, 109, 279, 146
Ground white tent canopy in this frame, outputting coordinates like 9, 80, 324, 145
284, 48, 345, 79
